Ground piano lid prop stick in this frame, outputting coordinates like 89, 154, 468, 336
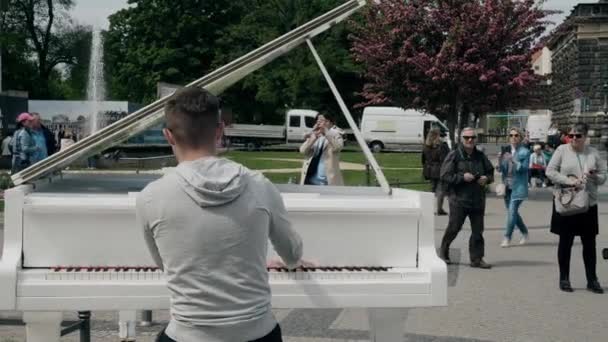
305, 39, 391, 195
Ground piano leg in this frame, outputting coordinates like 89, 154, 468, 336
140, 310, 153, 326
119, 310, 137, 341
23, 311, 62, 342
367, 308, 406, 342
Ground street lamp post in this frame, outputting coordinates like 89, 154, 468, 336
600, 82, 608, 157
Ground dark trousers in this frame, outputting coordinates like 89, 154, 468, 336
528, 168, 545, 184
430, 179, 446, 212
156, 324, 283, 342
558, 233, 597, 283
440, 201, 485, 262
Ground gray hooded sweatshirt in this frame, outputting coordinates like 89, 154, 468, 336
136, 157, 303, 342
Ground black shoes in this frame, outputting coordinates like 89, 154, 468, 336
559, 280, 573, 292
559, 280, 603, 293
587, 280, 604, 294
470, 260, 492, 269
436, 209, 448, 216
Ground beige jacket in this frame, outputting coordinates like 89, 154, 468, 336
299, 127, 344, 186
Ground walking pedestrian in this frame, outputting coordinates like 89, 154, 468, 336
422, 128, 450, 215
439, 127, 494, 269
498, 127, 531, 247
546, 123, 606, 294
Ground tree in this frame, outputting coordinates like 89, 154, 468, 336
104, 0, 364, 126
350, 0, 555, 140
105, 0, 250, 104
215, 0, 364, 125
0, 0, 89, 99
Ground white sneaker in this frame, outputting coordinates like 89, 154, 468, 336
501, 238, 510, 248
519, 235, 528, 245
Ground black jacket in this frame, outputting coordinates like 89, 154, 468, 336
440, 145, 494, 209
422, 142, 450, 180
40, 125, 57, 156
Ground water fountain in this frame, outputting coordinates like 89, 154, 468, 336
86, 27, 106, 134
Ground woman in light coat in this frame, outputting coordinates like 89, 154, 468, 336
299, 113, 344, 186
546, 123, 606, 294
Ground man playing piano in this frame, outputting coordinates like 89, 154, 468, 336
136, 87, 304, 342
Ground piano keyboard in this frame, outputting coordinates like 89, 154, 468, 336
31, 266, 409, 282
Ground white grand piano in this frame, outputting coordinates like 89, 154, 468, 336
0, 1, 446, 341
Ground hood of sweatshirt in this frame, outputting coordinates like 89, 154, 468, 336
173, 157, 247, 207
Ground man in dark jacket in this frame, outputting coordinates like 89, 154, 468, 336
31, 112, 57, 157
439, 127, 494, 269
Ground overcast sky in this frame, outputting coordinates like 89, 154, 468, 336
70, 0, 577, 29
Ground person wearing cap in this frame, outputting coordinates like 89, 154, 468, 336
11, 113, 38, 174
29, 112, 57, 163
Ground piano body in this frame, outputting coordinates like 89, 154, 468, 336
0, 1, 447, 341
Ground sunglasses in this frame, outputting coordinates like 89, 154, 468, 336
462, 136, 476, 141
568, 134, 583, 139
509, 134, 520, 137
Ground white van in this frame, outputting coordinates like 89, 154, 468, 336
361, 107, 450, 152
525, 111, 552, 143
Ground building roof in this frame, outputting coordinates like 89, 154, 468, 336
546, 1, 608, 49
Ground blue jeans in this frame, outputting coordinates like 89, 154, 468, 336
504, 188, 528, 239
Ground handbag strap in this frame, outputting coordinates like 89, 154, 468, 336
575, 152, 586, 178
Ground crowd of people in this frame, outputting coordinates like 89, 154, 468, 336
0, 112, 79, 173
423, 124, 606, 294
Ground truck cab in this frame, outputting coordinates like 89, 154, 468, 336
286, 109, 318, 142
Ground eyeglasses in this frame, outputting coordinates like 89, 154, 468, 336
568, 134, 583, 139
462, 136, 476, 141
509, 134, 520, 137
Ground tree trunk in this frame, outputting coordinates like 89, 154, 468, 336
447, 103, 459, 147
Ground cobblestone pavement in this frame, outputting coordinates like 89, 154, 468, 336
1, 187, 608, 341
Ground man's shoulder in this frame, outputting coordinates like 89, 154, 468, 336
139, 173, 180, 202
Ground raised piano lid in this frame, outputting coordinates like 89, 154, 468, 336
20, 173, 423, 269
10, 0, 367, 186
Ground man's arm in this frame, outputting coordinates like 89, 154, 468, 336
324, 128, 344, 152
265, 182, 303, 268
440, 150, 464, 185
481, 152, 495, 184
299, 135, 317, 156
136, 193, 164, 270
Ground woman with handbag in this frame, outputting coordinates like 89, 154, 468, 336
422, 128, 450, 215
546, 123, 606, 294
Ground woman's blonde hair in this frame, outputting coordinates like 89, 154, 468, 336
425, 128, 441, 147
509, 127, 523, 138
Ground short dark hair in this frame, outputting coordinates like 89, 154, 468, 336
570, 122, 589, 135
316, 113, 335, 123
164, 87, 220, 149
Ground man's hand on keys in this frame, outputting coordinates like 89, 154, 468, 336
267, 258, 319, 269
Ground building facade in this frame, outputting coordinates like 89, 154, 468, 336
548, 0, 608, 142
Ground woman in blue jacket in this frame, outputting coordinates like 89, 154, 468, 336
499, 127, 531, 247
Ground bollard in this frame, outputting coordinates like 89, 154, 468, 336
140, 310, 153, 327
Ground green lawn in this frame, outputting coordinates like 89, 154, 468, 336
223, 151, 430, 191
0, 151, 430, 218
